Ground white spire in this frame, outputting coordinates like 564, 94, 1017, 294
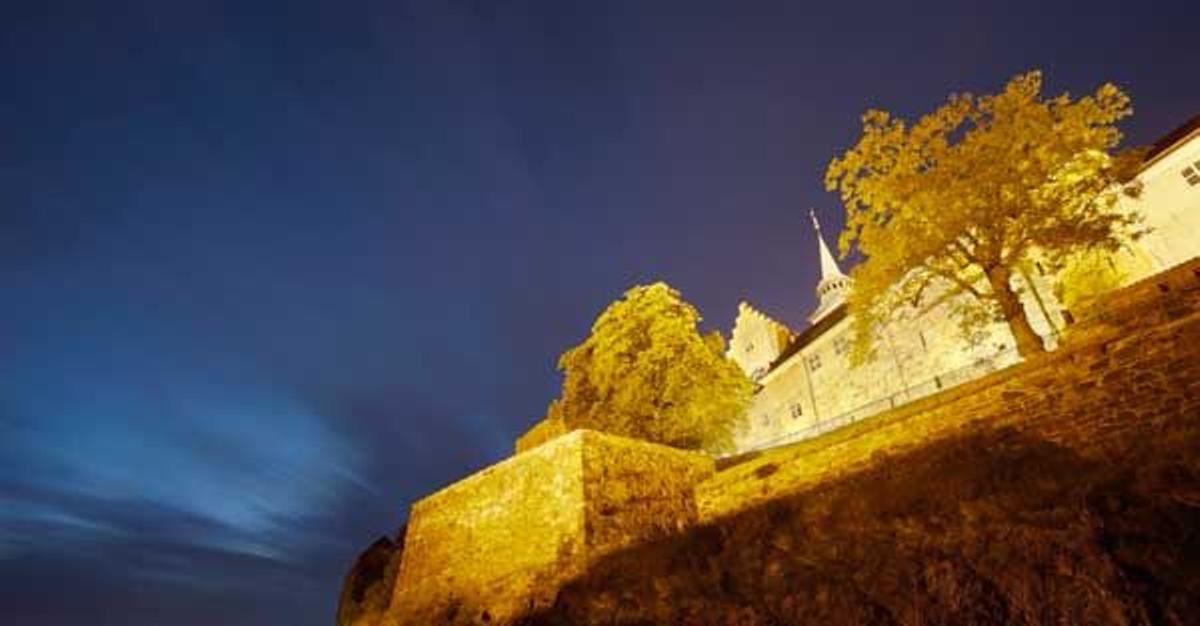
810, 209, 847, 282
807, 209, 852, 324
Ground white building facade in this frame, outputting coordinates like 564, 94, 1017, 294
1121, 116, 1200, 277
728, 115, 1200, 453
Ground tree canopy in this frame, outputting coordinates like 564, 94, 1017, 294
825, 71, 1145, 359
1054, 247, 1148, 314
546, 282, 752, 454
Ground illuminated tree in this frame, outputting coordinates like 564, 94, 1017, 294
825, 71, 1145, 359
547, 282, 752, 454
1054, 246, 1147, 314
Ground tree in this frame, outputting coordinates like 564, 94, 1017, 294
1054, 246, 1147, 314
825, 71, 1145, 360
546, 282, 753, 454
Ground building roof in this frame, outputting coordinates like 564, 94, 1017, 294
766, 302, 848, 375
1143, 113, 1200, 166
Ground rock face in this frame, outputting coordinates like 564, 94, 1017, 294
336, 530, 402, 626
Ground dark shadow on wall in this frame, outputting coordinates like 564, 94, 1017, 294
518, 420, 1200, 625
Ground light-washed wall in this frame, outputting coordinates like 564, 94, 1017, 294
389, 432, 587, 624
734, 285, 1047, 453
733, 125, 1198, 455
388, 430, 713, 625
1122, 131, 1200, 276
727, 302, 793, 381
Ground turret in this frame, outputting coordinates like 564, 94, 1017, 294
808, 209, 852, 324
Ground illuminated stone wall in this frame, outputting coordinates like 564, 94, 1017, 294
388, 432, 586, 625
386, 429, 714, 625
580, 432, 714, 557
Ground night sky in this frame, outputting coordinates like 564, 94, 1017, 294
1, 2, 1195, 624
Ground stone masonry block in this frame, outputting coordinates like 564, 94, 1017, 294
387, 429, 714, 625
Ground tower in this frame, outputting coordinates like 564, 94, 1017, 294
808, 209, 852, 324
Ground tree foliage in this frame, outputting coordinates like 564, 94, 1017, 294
825, 71, 1145, 360
546, 282, 752, 454
1054, 246, 1147, 314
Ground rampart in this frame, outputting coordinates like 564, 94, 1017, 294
386, 429, 714, 625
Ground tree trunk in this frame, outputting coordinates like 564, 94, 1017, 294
988, 266, 1045, 358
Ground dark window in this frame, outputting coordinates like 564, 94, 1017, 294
790, 403, 803, 419
807, 354, 822, 371
1183, 166, 1200, 186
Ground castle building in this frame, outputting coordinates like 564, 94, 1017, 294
1119, 115, 1200, 274
726, 219, 1044, 452
728, 115, 1200, 453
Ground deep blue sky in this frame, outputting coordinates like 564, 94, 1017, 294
1, 2, 1195, 624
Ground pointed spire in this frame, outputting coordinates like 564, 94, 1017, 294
810, 209, 847, 282
807, 209, 852, 325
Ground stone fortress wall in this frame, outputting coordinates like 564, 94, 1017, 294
386, 430, 714, 625
389, 431, 588, 624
